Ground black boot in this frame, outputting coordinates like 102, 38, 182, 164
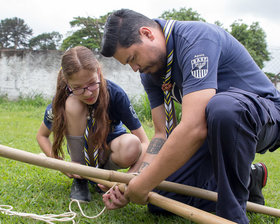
70, 178, 91, 202
248, 163, 268, 205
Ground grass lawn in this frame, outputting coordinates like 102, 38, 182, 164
0, 98, 279, 224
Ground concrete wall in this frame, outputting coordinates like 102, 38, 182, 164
0, 49, 144, 100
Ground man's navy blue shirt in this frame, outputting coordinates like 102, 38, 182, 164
141, 19, 280, 108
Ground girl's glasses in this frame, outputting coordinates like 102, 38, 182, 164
68, 82, 100, 96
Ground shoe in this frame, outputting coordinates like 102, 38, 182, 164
89, 180, 104, 194
248, 162, 268, 205
70, 178, 91, 202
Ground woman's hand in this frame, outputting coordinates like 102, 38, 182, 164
56, 156, 82, 179
102, 185, 130, 210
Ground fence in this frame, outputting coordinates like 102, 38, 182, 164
263, 47, 280, 88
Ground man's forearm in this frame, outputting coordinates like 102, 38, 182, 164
137, 138, 165, 173
146, 138, 165, 154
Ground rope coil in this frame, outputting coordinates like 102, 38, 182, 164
0, 183, 117, 223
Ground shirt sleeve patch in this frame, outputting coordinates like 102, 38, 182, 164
46, 107, 54, 123
129, 104, 138, 119
191, 54, 209, 79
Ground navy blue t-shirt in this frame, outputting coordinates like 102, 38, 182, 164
44, 103, 53, 130
141, 19, 280, 109
43, 80, 141, 132
106, 80, 141, 131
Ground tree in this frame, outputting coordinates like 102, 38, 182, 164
61, 13, 110, 51
214, 20, 224, 28
159, 8, 270, 70
265, 72, 280, 86
160, 7, 205, 22
0, 17, 32, 49
29, 32, 62, 50
229, 20, 270, 69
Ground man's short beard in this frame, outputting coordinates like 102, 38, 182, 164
149, 54, 166, 82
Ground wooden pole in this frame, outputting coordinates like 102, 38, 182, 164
89, 177, 236, 224
153, 180, 280, 216
0, 144, 279, 218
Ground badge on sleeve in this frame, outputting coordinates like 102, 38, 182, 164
191, 54, 208, 79
46, 107, 54, 122
129, 104, 138, 119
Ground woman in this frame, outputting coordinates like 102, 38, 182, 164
37, 46, 149, 202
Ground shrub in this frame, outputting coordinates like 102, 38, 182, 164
131, 93, 182, 123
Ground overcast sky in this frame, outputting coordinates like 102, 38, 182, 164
0, 0, 279, 47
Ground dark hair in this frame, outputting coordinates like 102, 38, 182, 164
101, 9, 158, 57
52, 46, 110, 158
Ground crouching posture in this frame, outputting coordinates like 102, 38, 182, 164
37, 46, 149, 202
99, 9, 278, 224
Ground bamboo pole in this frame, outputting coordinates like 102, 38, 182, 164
152, 180, 280, 216
0, 144, 279, 218
89, 177, 236, 224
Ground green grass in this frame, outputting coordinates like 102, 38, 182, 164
0, 97, 279, 224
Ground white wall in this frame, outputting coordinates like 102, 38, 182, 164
0, 50, 144, 100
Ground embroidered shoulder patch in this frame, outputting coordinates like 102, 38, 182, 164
191, 54, 208, 79
129, 104, 138, 119
46, 107, 54, 122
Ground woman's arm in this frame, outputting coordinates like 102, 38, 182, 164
36, 122, 53, 157
131, 126, 149, 153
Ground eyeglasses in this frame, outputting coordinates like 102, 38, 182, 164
68, 82, 100, 96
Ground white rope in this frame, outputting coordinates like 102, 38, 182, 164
69, 200, 106, 219
0, 183, 117, 223
0, 205, 76, 224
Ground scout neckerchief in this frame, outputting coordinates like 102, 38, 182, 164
161, 20, 176, 138
83, 108, 99, 167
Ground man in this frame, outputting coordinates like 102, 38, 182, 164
100, 9, 278, 224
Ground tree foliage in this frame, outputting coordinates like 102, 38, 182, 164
265, 72, 280, 86
160, 7, 205, 22
0, 9, 271, 71
29, 32, 62, 50
61, 13, 110, 51
0, 17, 32, 49
229, 20, 270, 69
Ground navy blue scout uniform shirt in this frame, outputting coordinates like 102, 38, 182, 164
141, 19, 280, 109
44, 103, 53, 130
43, 80, 141, 135
106, 80, 141, 132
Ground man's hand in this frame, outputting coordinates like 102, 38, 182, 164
102, 186, 129, 210
124, 176, 149, 205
